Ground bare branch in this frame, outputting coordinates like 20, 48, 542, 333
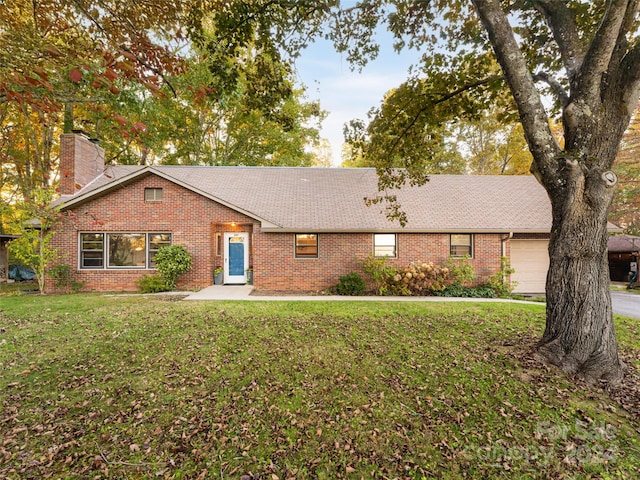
532, 71, 570, 106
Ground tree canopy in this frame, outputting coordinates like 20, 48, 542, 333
0, 0, 325, 212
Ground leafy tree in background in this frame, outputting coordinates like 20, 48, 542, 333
73, 57, 324, 167
0, 0, 325, 199
611, 110, 640, 235
454, 113, 533, 175
0, 0, 191, 202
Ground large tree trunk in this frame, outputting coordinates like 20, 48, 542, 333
470, 0, 639, 385
536, 164, 624, 384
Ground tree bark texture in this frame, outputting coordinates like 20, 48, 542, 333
537, 164, 624, 384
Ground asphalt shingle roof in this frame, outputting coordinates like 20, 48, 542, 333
61, 166, 553, 233
608, 234, 640, 253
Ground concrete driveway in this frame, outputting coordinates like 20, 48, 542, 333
611, 290, 640, 319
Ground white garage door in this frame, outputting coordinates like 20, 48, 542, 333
510, 239, 549, 294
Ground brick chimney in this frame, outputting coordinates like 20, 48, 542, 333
59, 132, 105, 195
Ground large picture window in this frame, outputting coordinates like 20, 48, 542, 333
374, 234, 397, 258
108, 233, 146, 268
79, 232, 171, 269
450, 234, 473, 257
295, 234, 318, 258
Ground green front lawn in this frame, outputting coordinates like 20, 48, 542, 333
1, 295, 638, 479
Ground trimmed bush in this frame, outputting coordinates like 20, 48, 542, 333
435, 283, 496, 298
135, 274, 170, 293
335, 272, 367, 296
153, 245, 192, 290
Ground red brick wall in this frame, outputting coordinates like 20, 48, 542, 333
51, 172, 509, 293
50, 174, 258, 292
252, 230, 506, 292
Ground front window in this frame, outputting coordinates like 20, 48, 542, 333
295, 234, 318, 258
80, 233, 104, 269
148, 233, 172, 267
79, 232, 171, 269
450, 234, 473, 257
374, 234, 397, 258
108, 233, 146, 268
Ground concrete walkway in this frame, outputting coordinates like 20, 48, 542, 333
184, 285, 543, 304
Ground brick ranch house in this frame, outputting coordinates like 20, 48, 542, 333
50, 132, 559, 294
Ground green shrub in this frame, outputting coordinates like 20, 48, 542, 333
49, 264, 83, 293
361, 255, 398, 295
135, 274, 169, 293
335, 272, 366, 295
485, 256, 517, 297
153, 245, 192, 289
444, 255, 477, 286
435, 283, 496, 298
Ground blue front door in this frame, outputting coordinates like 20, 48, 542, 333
229, 241, 244, 276
223, 232, 248, 284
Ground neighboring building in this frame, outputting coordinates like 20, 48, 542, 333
50, 132, 562, 294
608, 234, 640, 282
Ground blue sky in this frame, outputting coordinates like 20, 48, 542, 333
294, 33, 422, 166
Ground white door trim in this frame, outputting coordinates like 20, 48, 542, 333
223, 232, 249, 284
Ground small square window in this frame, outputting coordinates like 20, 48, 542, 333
144, 188, 163, 201
374, 234, 397, 258
295, 234, 318, 258
450, 234, 473, 257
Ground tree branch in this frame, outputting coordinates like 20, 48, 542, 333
607, 0, 640, 70
606, 1, 640, 106
471, 0, 561, 184
386, 75, 503, 159
531, 0, 585, 82
574, 0, 630, 104
618, 40, 640, 113
532, 71, 570, 106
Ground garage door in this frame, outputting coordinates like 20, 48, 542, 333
510, 239, 549, 294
